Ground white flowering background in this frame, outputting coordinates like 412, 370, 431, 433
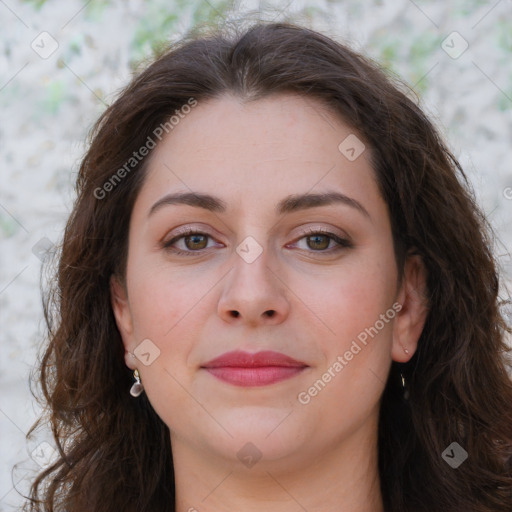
1, 0, 511, 509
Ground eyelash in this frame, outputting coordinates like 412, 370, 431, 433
163, 227, 352, 257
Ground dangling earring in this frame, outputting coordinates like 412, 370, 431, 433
130, 369, 144, 397
400, 372, 410, 400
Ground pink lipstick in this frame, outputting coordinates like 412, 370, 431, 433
201, 350, 308, 387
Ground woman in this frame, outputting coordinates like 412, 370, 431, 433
25, 20, 512, 512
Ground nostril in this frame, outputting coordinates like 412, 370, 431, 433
230, 310, 240, 318
265, 310, 276, 317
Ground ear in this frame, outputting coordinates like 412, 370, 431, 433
110, 275, 137, 369
392, 252, 429, 362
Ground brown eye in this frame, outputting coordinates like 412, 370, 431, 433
184, 234, 208, 250
306, 234, 331, 250
288, 230, 353, 253
163, 230, 223, 256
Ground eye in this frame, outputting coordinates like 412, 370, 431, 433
163, 229, 222, 255
289, 229, 352, 252
163, 227, 352, 256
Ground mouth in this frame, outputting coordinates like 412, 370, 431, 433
201, 350, 309, 387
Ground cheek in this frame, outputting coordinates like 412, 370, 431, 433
294, 249, 397, 356
125, 255, 222, 395
125, 261, 209, 426
126, 256, 216, 339
294, 263, 397, 429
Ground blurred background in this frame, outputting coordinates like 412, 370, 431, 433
1, 0, 511, 509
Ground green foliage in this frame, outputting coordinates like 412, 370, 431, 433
42, 80, 67, 115
82, 0, 109, 21
22, 0, 107, 14
130, 0, 234, 67
496, 17, 512, 52
20, 0, 48, 9
374, 39, 400, 74
190, 0, 232, 27
497, 89, 512, 111
0, 213, 19, 238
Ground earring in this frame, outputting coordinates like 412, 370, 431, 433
130, 369, 144, 397
400, 372, 410, 400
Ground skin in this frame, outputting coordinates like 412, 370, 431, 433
111, 93, 428, 512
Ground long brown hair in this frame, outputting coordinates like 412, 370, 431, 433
24, 20, 512, 512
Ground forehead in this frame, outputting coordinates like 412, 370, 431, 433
152, 93, 356, 162
134, 93, 380, 216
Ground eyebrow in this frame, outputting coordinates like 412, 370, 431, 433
148, 191, 370, 219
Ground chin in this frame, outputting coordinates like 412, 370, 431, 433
196, 408, 311, 463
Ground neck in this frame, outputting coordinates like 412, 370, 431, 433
172, 416, 384, 512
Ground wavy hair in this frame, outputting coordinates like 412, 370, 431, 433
24, 20, 512, 512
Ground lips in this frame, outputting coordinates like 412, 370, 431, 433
201, 350, 308, 387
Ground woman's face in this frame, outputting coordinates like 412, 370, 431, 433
112, 93, 426, 471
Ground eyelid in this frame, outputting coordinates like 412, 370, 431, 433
299, 226, 346, 238
163, 223, 220, 243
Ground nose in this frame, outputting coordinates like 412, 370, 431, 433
217, 245, 290, 327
